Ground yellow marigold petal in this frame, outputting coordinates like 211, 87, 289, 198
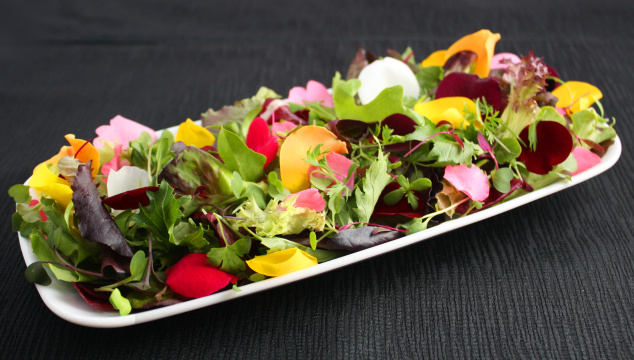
65, 134, 100, 178
445, 29, 501, 77
280, 125, 348, 193
29, 165, 73, 207
421, 50, 447, 67
413, 97, 477, 129
246, 248, 317, 277
552, 81, 603, 114
175, 119, 216, 148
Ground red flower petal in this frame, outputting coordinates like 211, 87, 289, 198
246, 117, 279, 168
435, 72, 504, 112
518, 121, 573, 175
372, 182, 429, 218
165, 253, 238, 299
102, 186, 160, 210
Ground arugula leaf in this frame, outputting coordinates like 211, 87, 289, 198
206, 238, 251, 274
217, 128, 266, 182
354, 149, 392, 224
416, 65, 443, 95
30, 230, 96, 282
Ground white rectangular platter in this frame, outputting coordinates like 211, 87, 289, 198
18, 131, 622, 328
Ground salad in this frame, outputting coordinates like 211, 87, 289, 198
10, 30, 617, 316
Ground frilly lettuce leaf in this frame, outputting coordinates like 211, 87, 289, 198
201, 87, 280, 128
230, 196, 326, 238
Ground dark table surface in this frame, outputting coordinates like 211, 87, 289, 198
2, 1, 633, 358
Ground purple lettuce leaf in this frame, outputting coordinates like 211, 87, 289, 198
321, 226, 405, 251
71, 163, 134, 258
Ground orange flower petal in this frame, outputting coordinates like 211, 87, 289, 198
65, 134, 100, 178
444, 29, 501, 77
421, 50, 447, 67
552, 81, 603, 114
280, 125, 348, 193
174, 119, 216, 148
413, 97, 477, 129
246, 248, 317, 277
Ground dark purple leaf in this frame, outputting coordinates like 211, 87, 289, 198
260, 98, 306, 125
321, 226, 405, 251
101, 245, 130, 279
72, 163, 134, 258
102, 186, 160, 210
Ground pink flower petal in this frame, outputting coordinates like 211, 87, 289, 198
165, 253, 238, 299
101, 144, 131, 182
308, 152, 355, 194
443, 164, 490, 202
288, 80, 334, 107
246, 117, 279, 168
271, 121, 297, 136
285, 188, 326, 212
490, 52, 521, 70
94, 115, 157, 149
570, 147, 602, 176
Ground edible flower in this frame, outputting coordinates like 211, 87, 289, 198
490, 52, 521, 70
551, 81, 603, 114
283, 188, 326, 212
288, 80, 334, 107
28, 165, 73, 207
174, 119, 216, 148
36, 134, 100, 178
421, 29, 501, 77
246, 248, 318, 277
443, 164, 490, 202
280, 125, 348, 193
413, 96, 477, 129
101, 144, 130, 183
570, 147, 601, 176
93, 115, 157, 150
271, 121, 297, 136
246, 117, 279, 168
517, 121, 573, 175
165, 253, 238, 299
308, 152, 355, 195
357, 57, 420, 104
435, 72, 504, 112
106, 166, 150, 197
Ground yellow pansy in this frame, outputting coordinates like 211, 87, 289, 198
246, 248, 318, 277
552, 81, 603, 114
413, 97, 478, 129
175, 119, 216, 148
29, 165, 73, 207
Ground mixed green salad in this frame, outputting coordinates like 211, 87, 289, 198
10, 30, 617, 315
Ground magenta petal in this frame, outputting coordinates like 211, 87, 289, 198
286, 188, 326, 212
435, 72, 504, 112
271, 121, 297, 136
308, 152, 355, 194
165, 253, 238, 299
246, 117, 279, 167
570, 147, 601, 176
444, 164, 490, 202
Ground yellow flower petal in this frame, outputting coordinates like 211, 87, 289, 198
551, 81, 603, 114
280, 125, 348, 193
65, 134, 100, 178
421, 50, 447, 67
175, 119, 216, 148
444, 29, 501, 77
29, 165, 73, 207
246, 248, 317, 277
413, 97, 477, 129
